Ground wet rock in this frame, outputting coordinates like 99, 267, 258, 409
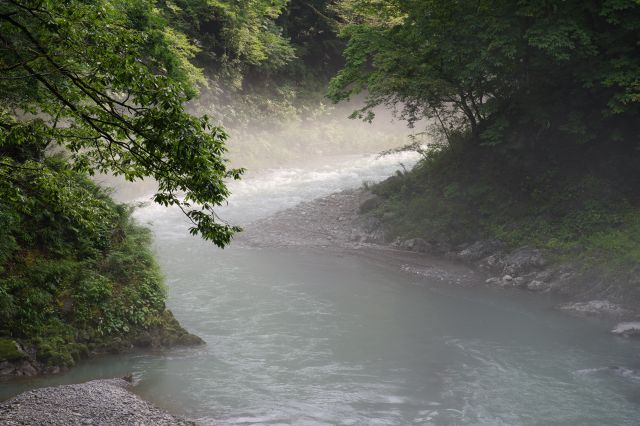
358, 193, 382, 213
478, 253, 504, 270
534, 268, 555, 282
352, 216, 386, 244
513, 276, 526, 287
526, 280, 549, 292
457, 240, 504, 261
611, 322, 640, 337
485, 277, 502, 285
400, 238, 431, 253
561, 300, 630, 317
0, 359, 40, 377
502, 247, 546, 276
176, 333, 205, 346
132, 332, 153, 348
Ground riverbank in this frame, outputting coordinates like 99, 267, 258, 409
0, 378, 194, 425
3, 181, 640, 425
0, 161, 205, 378
240, 188, 640, 324
0, 310, 204, 377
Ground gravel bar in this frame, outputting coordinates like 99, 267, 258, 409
0, 378, 195, 425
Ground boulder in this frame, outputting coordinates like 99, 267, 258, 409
358, 193, 382, 213
502, 247, 546, 276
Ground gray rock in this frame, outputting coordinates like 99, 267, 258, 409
457, 240, 504, 261
560, 300, 630, 317
478, 253, 504, 270
534, 268, 555, 282
358, 193, 382, 213
526, 280, 549, 292
400, 238, 431, 253
611, 322, 640, 337
502, 247, 546, 276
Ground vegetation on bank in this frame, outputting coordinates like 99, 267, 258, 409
330, 1, 640, 274
0, 0, 348, 373
368, 140, 640, 273
2, 0, 640, 371
0, 157, 199, 370
0, 0, 344, 373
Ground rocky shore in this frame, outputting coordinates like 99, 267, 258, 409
3, 187, 639, 424
241, 188, 640, 330
0, 378, 194, 425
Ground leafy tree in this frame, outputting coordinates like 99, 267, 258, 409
159, 0, 295, 85
0, 0, 243, 246
329, 0, 640, 156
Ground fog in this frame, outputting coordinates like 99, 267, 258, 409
97, 99, 423, 203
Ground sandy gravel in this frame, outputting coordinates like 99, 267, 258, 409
0, 379, 194, 425
238, 189, 364, 248
239, 188, 480, 286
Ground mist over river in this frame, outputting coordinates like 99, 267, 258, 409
3, 153, 640, 425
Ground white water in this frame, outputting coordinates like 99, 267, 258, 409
3, 152, 640, 425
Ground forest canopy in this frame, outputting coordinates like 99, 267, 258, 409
329, 0, 640, 156
0, 0, 245, 245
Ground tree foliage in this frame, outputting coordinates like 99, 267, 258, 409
0, 0, 243, 246
329, 0, 640, 155
160, 0, 296, 85
0, 156, 171, 366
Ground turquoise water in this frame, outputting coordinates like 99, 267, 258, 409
2, 153, 640, 425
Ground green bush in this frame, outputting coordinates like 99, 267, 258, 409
370, 142, 640, 272
0, 156, 171, 367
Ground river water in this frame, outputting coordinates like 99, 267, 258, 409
2, 153, 640, 425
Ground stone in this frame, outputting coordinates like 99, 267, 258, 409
457, 240, 504, 261
0, 379, 194, 425
400, 238, 431, 253
478, 253, 504, 270
560, 300, 629, 317
176, 333, 205, 346
526, 280, 548, 292
611, 322, 640, 337
133, 332, 153, 348
358, 193, 382, 213
502, 247, 547, 276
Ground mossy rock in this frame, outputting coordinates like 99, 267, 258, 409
0, 339, 27, 362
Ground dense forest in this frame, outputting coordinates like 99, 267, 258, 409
330, 0, 640, 272
1, 0, 640, 373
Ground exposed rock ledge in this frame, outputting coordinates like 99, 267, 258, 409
0, 378, 193, 425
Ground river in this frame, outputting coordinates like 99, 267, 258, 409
2, 153, 640, 425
